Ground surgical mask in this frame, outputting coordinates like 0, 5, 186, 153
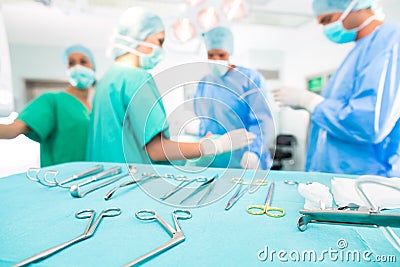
67, 65, 95, 89
323, 0, 377, 44
208, 60, 230, 77
112, 34, 164, 70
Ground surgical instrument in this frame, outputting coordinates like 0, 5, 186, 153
123, 209, 191, 267
14, 207, 121, 267
26, 168, 59, 187
69, 165, 136, 198
104, 172, 176, 201
55, 165, 104, 188
180, 174, 218, 205
247, 181, 285, 218
69, 166, 122, 198
225, 178, 269, 211
160, 177, 208, 200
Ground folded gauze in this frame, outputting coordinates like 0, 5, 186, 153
331, 177, 400, 209
298, 182, 333, 210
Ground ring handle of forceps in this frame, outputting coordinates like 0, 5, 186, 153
231, 177, 268, 186
246, 205, 285, 217
135, 209, 192, 221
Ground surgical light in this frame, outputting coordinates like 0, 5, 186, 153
185, 0, 206, 6
197, 7, 220, 30
173, 18, 197, 43
222, 0, 246, 20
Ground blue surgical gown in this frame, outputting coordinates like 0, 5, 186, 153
306, 22, 400, 177
194, 66, 274, 169
87, 63, 169, 163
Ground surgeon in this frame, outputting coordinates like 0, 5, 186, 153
193, 26, 274, 169
273, 0, 400, 177
0, 44, 96, 167
86, 7, 255, 164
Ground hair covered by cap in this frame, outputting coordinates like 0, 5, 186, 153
113, 6, 164, 58
64, 44, 96, 71
312, 0, 377, 16
202, 26, 234, 55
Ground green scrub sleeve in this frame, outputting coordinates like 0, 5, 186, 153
17, 93, 55, 142
126, 76, 169, 148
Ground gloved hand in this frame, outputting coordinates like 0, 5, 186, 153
200, 128, 256, 156
240, 151, 260, 169
272, 87, 324, 113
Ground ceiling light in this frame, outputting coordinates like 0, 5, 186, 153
185, 0, 206, 7
197, 7, 220, 30
174, 18, 197, 43
222, 0, 246, 20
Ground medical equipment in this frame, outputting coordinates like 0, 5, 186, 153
26, 168, 59, 187
55, 165, 104, 188
225, 178, 268, 211
70, 165, 136, 198
69, 166, 122, 198
14, 207, 121, 267
297, 175, 400, 252
104, 172, 176, 201
247, 181, 285, 217
179, 174, 218, 205
26, 165, 104, 188
160, 177, 208, 200
123, 209, 191, 267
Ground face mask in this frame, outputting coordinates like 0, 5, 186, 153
208, 60, 230, 77
112, 34, 164, 70
323, 0, 376, 44
67, 65, 95, 89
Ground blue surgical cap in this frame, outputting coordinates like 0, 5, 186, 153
202, 26, 234, 55
64, 44, 96, 71
113, 7, 165, 59
313, 0, 377, 16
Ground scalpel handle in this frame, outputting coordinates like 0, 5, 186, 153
59, 165, 104, 185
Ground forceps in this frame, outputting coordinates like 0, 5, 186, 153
179, 174, 218, 205
247, 181, 285, 218
160, 177, 208, 200
123, 209, 191, 267
104, 172, 174, 201
225, 178, 268, 210
14, 207, 121, 267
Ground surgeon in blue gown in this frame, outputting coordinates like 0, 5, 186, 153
273, 0, 400, 177
194, 27, 274, 170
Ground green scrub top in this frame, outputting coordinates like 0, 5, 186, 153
17, 92, 90, 167
87, 63, 169, 164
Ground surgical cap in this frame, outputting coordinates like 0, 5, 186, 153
64, 44, 96, 71
113, 7, 164, 59
202, 26, 234, 55
312, 0, 377, 16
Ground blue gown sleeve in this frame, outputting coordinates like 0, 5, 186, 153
244, 72, 274, 157
312, 42, 400, 144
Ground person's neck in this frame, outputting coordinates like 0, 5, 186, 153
356, 19, 383, 40
65, 86, 91, 110
115, 53, 140, 68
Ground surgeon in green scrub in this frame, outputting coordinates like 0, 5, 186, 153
0, 44, 96, 167
87, 7, 255, 164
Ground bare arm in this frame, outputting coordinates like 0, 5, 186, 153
0, 120, 30, 139
145, 133, 203, 162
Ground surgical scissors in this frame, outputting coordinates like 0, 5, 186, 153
160, 177, 208, 200
225, 178, 269, 211
247, 181, 285, 218
14, 207, 121, 267
123, 209, 191, 267
179, 174, 218, 205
